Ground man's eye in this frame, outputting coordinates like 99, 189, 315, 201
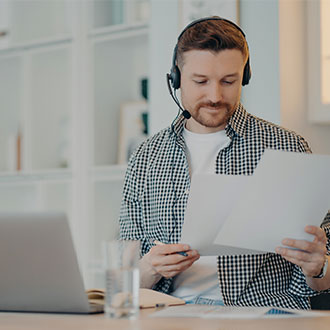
194, 80, 207, 84
223, 80, 235, 85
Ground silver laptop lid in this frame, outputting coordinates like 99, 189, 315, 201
0, 212, 90, 313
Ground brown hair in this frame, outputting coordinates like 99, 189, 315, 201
177, 18, 249, 69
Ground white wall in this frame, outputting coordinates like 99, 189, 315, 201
149, 0, 180, 134
279, 0, 330, 155
240, 0, 280, 125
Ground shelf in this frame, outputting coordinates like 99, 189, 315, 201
0, 35, 72, 56
0, 169, 72, 184
91, 165, 127, 182
89, 22, 149, 43
5, 0, 71, 48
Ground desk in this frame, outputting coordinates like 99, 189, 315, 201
1, 308, 330, 330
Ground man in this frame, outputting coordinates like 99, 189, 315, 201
120, 17, 330, 309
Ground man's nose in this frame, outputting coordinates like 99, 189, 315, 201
207, 83, 223, 103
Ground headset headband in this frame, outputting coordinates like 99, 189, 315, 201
169, 16, 251, 89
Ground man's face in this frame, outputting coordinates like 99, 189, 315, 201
180, 49, 246, 133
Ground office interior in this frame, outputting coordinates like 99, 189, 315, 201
0, 0, 329, 305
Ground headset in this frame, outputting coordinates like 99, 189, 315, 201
166, 16, 252, 119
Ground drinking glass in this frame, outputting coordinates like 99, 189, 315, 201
103, 240, 140, 319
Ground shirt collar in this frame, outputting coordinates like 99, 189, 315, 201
171, 114, 186, 148
171, 102, 248, 141
225, 103, 248, 139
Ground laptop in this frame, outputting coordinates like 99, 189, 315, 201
0, 212, 103, 314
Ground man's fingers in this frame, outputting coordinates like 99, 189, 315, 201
143, 243, 200, 280
305, 226, 327, 244
151, 249, 199, 267
164, 255, 199, 272
280, 238, 326, 255
276, 247, 309, 262
275, 246, 326, 277
158, 255, 200, 278
279, 253, 325, 277
274, 227, 328, 278
151, 243, 191, 256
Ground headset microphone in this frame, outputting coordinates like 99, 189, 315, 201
182, 109, 191, 119
166, 73, 191, 119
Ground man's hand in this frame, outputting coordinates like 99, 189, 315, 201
275, 225, 327, 277
275, 225, 330, 291
139, 243, 200, 288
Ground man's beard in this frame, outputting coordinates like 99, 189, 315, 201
191, 101, 237, 128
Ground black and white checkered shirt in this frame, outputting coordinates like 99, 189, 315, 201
119, 103, 330, 309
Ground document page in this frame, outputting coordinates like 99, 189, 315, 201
150, 305, 325, 319
181, 174, 261, 255
181, 150, 330, 255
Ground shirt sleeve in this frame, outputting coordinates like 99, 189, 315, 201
118, 147, 174, 294
119, 153, 143, 241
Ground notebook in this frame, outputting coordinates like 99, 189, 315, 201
87, 288, 185, 309
0, 212, 103, 314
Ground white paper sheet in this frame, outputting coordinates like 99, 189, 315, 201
150, 305, 271, 319
181, 149, 330, 255
149, 305, 325, 319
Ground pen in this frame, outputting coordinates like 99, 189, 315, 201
153, 240, 188, 257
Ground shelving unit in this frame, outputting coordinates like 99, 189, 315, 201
0, 0, 151, 288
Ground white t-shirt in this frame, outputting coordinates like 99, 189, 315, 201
172, 126, 230, 303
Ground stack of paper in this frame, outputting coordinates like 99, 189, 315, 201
181, 150, 330, 255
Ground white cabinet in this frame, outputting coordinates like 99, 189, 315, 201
0, 0, 151, 288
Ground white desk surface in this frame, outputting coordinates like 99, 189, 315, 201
0, 308, 329, 330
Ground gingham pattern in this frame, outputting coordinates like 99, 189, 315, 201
119, 103, 330, 309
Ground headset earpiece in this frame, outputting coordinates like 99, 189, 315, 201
170, 65, 181, 90
242, 57, 251, 86
169, 44, 181, 89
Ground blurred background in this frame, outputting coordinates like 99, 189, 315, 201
0, 0, 329, 289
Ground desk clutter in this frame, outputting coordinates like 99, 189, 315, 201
86, 289, 327, 319
86, 288, 185, 309
149, 304, 326, 319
